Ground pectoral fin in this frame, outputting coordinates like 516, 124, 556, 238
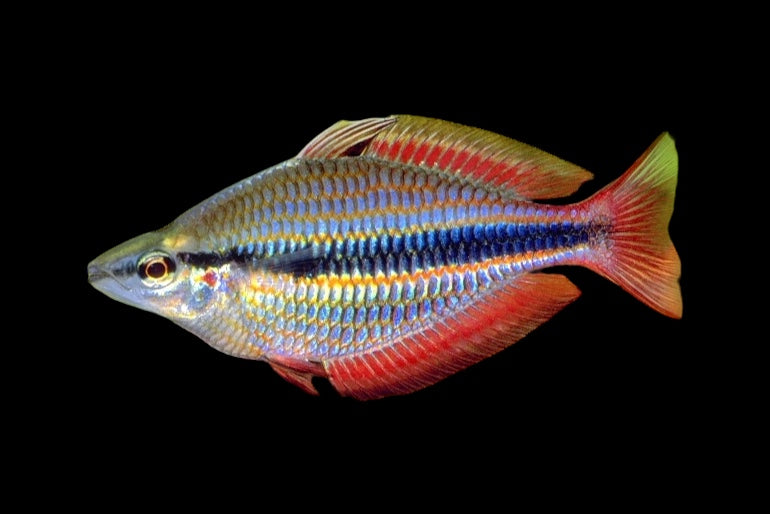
267, 355, 328, 396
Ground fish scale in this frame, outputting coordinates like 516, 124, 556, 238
174, 158, 589, 362
88, 115, 681, 400
190, 159, 516, 254
182, 157, 590, 278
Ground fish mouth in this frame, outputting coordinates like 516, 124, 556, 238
87, 261, 131, 294
87, 263, 111, 284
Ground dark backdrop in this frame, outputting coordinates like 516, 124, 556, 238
44, 29, 716, 501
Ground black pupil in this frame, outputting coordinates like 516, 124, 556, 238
146, 260, 167, 278
138, 254, 176, 281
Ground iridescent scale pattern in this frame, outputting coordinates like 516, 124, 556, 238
176, 157, 596, 359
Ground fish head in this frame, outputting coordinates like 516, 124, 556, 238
88, 228, 216, 321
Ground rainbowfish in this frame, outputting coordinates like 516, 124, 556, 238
88, 115, 682, 400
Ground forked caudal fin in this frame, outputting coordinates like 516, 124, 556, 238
581, 132, 682, 318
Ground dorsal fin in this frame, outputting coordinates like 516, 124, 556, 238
298, 115, 594, 200
297, 117, 397, 158
365, 115, 593, 200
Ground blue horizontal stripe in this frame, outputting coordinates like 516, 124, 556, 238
177, 220, 595, 278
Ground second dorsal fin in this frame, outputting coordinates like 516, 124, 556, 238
298, 115, 594, 200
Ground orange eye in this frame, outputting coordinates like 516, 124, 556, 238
145, 259, 168, 278
138, 253, 176, 284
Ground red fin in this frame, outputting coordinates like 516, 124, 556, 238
297, 117, 397, 158
267, 356, 327, 396
364, 115, 593, 200
298, 115, 592, 199
583, 132, 682, 318
324, 273, 580, 400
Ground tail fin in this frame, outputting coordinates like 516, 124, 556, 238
584, 133, 682, 318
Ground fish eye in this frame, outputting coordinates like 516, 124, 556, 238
138, 252, 176, 286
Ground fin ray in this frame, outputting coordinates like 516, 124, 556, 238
267, 355, 327, 395
297, 117, 397, 158
298, 115, 593, 199
583, 132, 682, 318
365, 115, 594, 199
325, 273, 581, 400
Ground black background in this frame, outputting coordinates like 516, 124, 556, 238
32, 15, 722, 502
75, 102, 697, 430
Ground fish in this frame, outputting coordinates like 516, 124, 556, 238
88, 115, 682, 400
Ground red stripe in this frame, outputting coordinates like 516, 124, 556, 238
400, 138, 418, 163
424, 143, 444, 167
411, 140, 431, 165
438, 147, 456, 170
488, 160, 513, 186
370, 138, 387, 158
462, 153, 483, 176
450, 148, 472, 173
472, 156, 497, 180
387, 138, 402, 160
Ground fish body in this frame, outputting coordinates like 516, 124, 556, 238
88, 115, 681, 400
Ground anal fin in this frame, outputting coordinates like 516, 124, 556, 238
325, 273, 581, 400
